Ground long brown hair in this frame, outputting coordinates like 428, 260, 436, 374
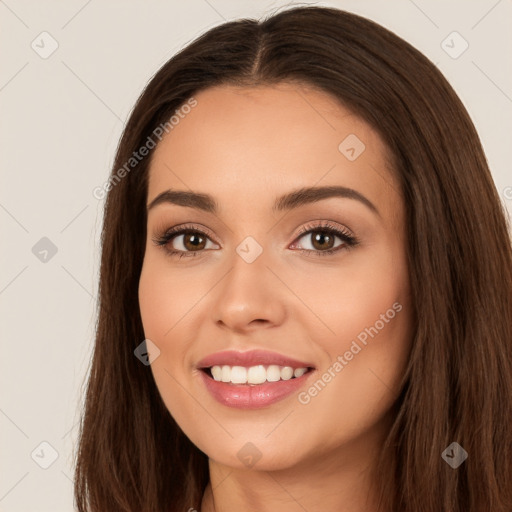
74, 6, 512, 511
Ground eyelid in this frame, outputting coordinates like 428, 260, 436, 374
153, 222, 219, 243
293, 220, 355, 240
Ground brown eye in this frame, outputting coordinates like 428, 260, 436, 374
180, 232, 207, 251
295, 229, 345, 252
309, 231, 336, 251
290, 222, 359, 257
153, 226, 220, 258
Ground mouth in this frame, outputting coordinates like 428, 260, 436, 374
196, 349, 317, 408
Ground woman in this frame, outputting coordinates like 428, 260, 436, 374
74, 6, 512, 511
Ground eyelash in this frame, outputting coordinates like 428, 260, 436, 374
152, 221, 359, 260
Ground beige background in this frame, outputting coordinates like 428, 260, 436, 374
1, 1, 511, 510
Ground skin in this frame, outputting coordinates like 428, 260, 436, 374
138, 83, 414, 512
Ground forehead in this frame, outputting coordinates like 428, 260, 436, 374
147, 83, 399, 218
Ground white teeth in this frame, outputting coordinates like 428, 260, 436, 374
266, 365, 281, 382
294, 367, 307, 378
247, 365, 267, 384
230, 366, 247, 384
221, 365, 231, 383
209, 364, 310, 384
211, 365, 222, 381
280, 366, 294, 380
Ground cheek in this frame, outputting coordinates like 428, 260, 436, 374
295, 248, 412, 439
291, 243, 409, 353
138, 267, 172, 339
138, 257, 196, 395
327, 267, 406, 352
138, 254, 207, 342
138, 258, 205, 432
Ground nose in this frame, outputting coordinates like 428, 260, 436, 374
211, 249, 287, 333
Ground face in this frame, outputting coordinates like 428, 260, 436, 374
138, 83, 413, 471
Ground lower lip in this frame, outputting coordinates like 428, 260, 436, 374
199, 369, 315, 409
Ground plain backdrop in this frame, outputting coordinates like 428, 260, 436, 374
1, 1, 511, 510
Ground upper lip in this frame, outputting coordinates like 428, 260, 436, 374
196, 349, 315, 369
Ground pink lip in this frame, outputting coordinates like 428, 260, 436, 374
196, 349, 314, 369
199, 368, 316, 409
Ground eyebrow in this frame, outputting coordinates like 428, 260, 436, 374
147, 185, 379, 216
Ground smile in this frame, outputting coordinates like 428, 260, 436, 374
196, 349, 317, 409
